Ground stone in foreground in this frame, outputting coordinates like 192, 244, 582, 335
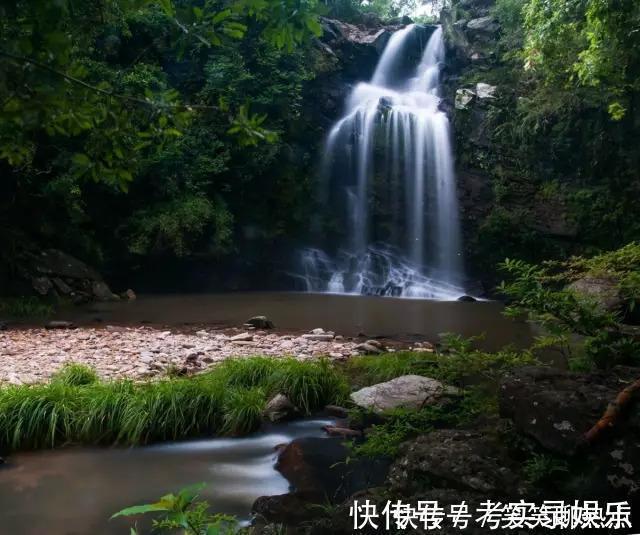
350, 374, 444, 413
263, 394, 297, 423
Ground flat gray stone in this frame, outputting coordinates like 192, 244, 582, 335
350, 375, 444, 413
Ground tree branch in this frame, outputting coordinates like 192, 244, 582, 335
0, 50, 218, 111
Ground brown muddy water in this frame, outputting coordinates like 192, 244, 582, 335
0, 419, 333, 535
57, 292, 533, 351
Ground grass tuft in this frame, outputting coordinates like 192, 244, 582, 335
0, 357, 347, 451
51, 363, 99, 387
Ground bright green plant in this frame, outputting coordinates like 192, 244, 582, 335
0, 357, 348, 450
222, 387, 266, 435
499, 244, 640, 369
51, 363, 99, 387
112, 483, 236, 534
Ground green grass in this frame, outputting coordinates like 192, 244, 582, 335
0, 357, 348, 451
0, 297, 53, 319
345, 336, 538, 388
51, 363, 99, 386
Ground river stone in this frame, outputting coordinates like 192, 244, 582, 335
355, 342, 383, 354
302, 334, 334, 341
245, 315, 274, 329
350, 375, 445, 412
230, 332, 253, 342
44, 321, 75, 330
92, 280, 119, 301
264, 394, 297, 422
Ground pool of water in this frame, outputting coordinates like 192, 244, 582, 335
0, 419, 332, 535
57, 292, 531, 351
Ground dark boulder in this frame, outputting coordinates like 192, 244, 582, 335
499, 366, 639, 455
276, 437, 389, 502
245, 315, 275, 329
19, 249, 119, 303
252, 492, 325, 525
388, 429, 524, 496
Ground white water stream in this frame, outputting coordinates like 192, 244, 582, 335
298, 25, 465, 299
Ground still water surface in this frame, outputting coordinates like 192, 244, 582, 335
59, 292, 532, 351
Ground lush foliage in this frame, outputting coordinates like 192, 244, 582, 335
451, 0, 640, 279
0, 357, 347, 450
113, 483, 236, 534
0, 0, 327, 290
0, 297, 53, 318
345, 336, 536, 458
499, 243, 640, 370
345, 335, 537, 389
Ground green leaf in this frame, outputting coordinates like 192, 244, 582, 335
111, 503, 169, 519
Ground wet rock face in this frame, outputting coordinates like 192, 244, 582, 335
22, 248, 118, 303
388, 429, 523, 496
276, 437, 389, 503
312, 19, 437, 125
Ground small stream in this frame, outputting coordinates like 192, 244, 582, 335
0, 419, 332, 535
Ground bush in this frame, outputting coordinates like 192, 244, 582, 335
499, 244, 640, 369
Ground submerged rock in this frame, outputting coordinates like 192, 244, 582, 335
350, 375, 444, 412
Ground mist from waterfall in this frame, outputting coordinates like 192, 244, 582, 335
297, 25, 465, 300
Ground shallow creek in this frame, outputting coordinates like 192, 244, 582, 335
0, 419, 332, 534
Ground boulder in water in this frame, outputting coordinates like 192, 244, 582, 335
350, 375, 445, 412
245, 315, 274, 329
457, 294, 477, 302
44, 321, 75, 330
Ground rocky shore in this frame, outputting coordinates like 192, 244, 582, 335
0, 325, 411, 385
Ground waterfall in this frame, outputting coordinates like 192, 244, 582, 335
296, 25, 465, 300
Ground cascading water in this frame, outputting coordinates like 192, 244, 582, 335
296, 25, 465, 300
